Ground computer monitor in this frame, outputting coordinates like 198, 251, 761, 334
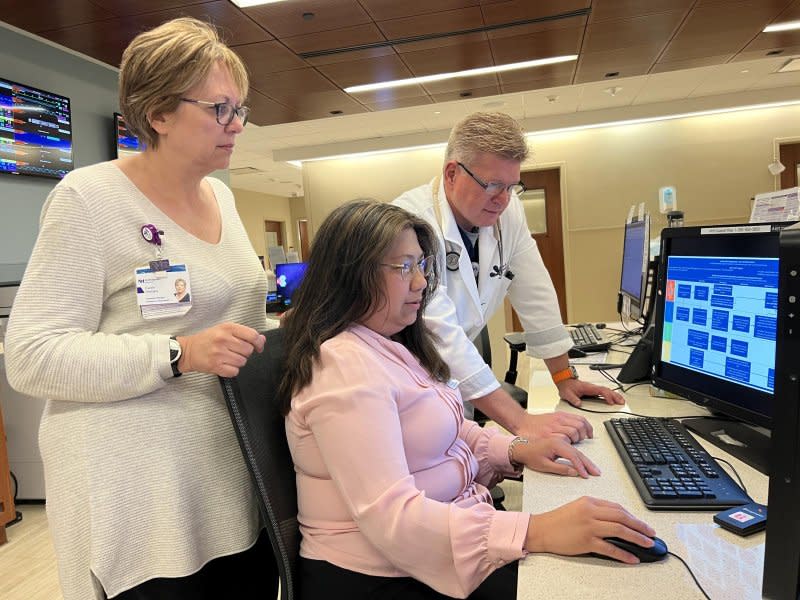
114, 112, 143, 157
651, 222, 794, 474
762, 223, 800, 600
618, 216, 650, 321
275, 262, 308, 309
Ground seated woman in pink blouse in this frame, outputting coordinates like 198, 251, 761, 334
279, 200, 656, 600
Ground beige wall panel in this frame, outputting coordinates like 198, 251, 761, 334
232, 188, 294, 257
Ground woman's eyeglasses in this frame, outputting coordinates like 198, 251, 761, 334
381, 256, 434, 280
180, 98, 250, 127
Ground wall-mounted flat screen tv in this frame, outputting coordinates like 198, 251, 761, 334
0, 77, 73, 179
114, 112, 144, 158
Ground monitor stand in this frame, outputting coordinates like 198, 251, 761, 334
682, 417, 771, 475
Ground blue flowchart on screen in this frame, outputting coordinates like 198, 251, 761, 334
662, 256, 777, 393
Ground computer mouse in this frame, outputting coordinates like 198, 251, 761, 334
603, 536, 668, 563
568, 347, 587, 358
579, 394, 606, 401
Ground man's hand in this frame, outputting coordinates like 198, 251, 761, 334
556, 378, 625, 407
516, 411, 594, 443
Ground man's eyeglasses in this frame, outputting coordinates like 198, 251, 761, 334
381, 256, 434, 280
180, 98, 250, 127
457, 161, 525, 197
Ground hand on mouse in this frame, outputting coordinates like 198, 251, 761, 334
524, 496, 656, 564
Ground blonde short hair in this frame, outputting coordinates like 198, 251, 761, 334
444, 112, 529, 166
118, 17, 248, 149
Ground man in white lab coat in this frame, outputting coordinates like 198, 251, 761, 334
394, 112, 624, 443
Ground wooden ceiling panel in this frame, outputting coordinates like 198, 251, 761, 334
481, 0, 590, 27
489, 27, 582, 64
243, 0, 372, 38
376, 7, 484, 40
399, 40, 494, 76
421, 73, 499, 95
232, 41, 307, 80
88, 0, 208, 17
347, 85, 431, 106
582, 11, 684, 54
497, 61, 576, 84
741, 30, 800, 52
650, 54, 732, 73
588, 0, 694, 23
286, 90, 369, 120
661, 1, 790, 63
500, 75, 573, 94
0, 0, 115, 33
575, 46, 661, 82
733, 44, 800, 61
316, 54, 415, 89
428, 85, 502, 103
281, 23, 393, 66
360, 0, 478, 21
250, 67, 338, 104
361, 95, 435, 113
38, 19, 142, 67
392, 32, 487, 54
247, 88, 303, 127
486, 14, 587, 40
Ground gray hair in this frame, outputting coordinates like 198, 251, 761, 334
118, 17, 249, 150
444, 112, 529, 166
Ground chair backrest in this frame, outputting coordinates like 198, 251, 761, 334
219, 328, 298, 600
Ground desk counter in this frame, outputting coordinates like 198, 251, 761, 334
517, 352, 767, 600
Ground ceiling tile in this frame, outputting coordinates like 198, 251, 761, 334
630, 67, 712, 104
489, 26, 582, 64
497, 61, 576, 85
421, 73, 499, 95
281, 23, 390, 65
38, 19, 141, 67
0, 0, 114, 32
399, 40, 494, 76
392, 31, 487, 54
577, 75, 648, 110
376, 7, 484, 40
500, 75, 573, 94
588, 0, 694, 23
429, 85, 501, 103
486, 14, 587, 40
481, 0, 590, 27
88, 0, 207, 17
575, 47, 661, 83
362, 94, 435, 113
233, 41, 307, 76
651, 54, 733, 73
247, 88, 303, 126
582, 11, 684, 53
243, 0, 372, 38
360, 0, 479, 21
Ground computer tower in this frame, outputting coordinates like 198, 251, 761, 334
763, 224, 800, 600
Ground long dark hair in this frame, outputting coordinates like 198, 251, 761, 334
278, 200, 450, 414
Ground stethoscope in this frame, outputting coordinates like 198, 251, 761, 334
432, 176, 515, 281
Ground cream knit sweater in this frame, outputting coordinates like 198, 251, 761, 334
5, 162, 269, 599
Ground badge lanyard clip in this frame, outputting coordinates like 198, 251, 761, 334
141, 224, 170, 273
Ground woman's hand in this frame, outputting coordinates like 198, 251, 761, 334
512, 437, 601, 478
177, 322, 266, 377
525, 496, 656, 564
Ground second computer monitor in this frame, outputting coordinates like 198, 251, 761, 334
619, 216, 650, 320
275, 262, 307, 309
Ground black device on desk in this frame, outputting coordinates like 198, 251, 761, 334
647, 222, 795, 475
605, 417, 752, 510
569, 323, 611, 353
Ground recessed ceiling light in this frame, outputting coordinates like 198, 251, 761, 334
229, 0, 287, 6
343, 55, 578, 93
767, 49, 785, 56
604, 86, 623, 96
546, 95, 559, 103
604, 71, 620, 78
741, 69, 750, 73
764, 20, 800, 33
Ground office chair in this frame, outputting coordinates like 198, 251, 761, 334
219, 328, 298, 600
472, 327, 528, 425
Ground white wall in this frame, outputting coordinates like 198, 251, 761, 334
232, 188, 299, 258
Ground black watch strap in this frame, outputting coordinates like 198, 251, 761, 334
169, 336, 182, 378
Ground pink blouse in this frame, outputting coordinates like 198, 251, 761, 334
285, 324, 529, 598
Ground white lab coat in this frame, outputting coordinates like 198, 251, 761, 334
393, 178, 572, 401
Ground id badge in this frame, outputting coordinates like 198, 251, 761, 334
135, 263, 192, 320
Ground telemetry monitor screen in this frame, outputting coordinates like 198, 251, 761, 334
114, 112, 143, 157
275, 262, 308, 308
0, 78, 73, 179
619, 218, 649, 319
652, 224, 789, 428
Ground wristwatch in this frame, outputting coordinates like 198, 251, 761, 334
169, 336, 182, 378
551, 365, 578, 384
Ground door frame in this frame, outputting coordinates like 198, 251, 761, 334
775, 136, 800, 190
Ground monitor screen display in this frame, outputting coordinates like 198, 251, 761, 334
652, 223, 789, 429
114, 112, 143, 157
0, 77, 73, 179
275, 262, 308, 308
619, 217, 649, 320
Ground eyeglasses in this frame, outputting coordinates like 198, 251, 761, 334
457, 161, 525, 197
381, 256, 434, 280
180, 98, 251, 127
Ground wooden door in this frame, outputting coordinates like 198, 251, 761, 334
0, 405, 14, 543
297, 219, 309, 261
506, 167, 568, 331
264, 220, 283, 249
779, 142, 800, 189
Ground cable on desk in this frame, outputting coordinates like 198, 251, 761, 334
710, 456, 748, 496
7, 471, 23, 527
667, 551, 710, 600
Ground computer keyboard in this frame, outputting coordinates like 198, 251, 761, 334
569, 323, 611, 352
605, 417, 752, 510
